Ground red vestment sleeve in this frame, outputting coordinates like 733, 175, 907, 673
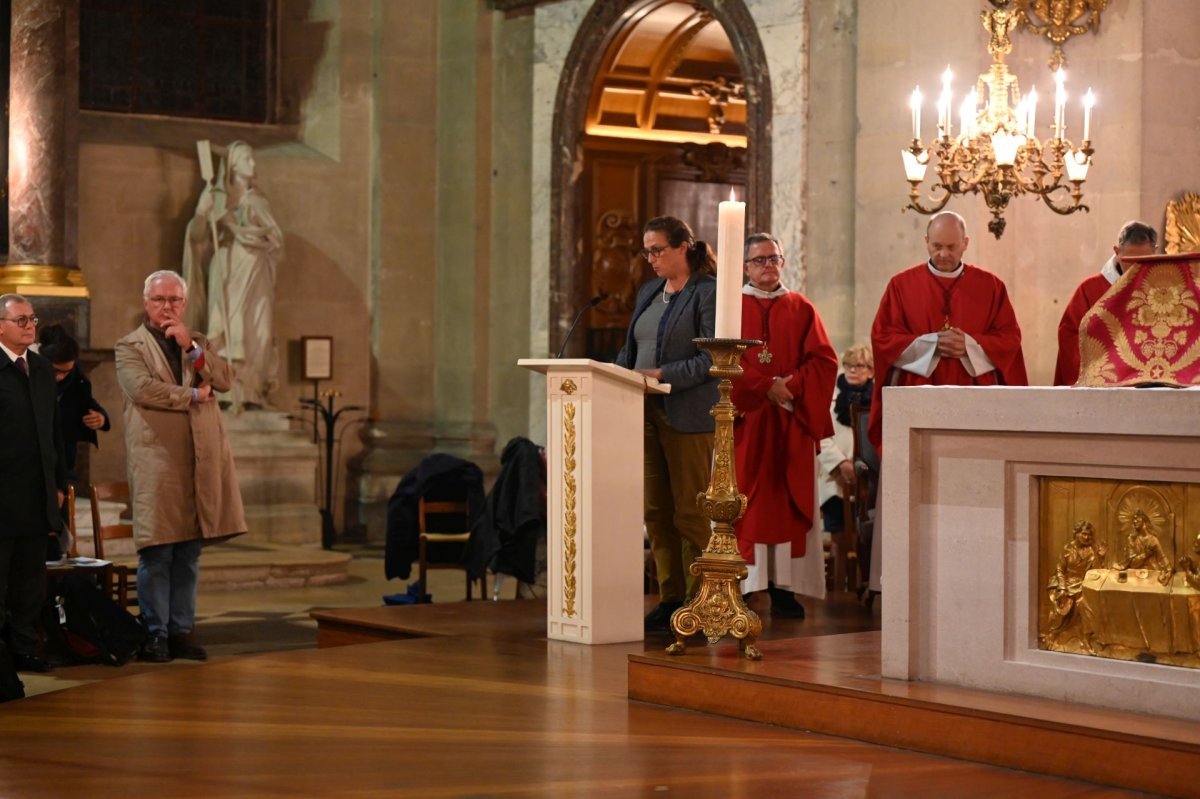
967, 274, 1027, 387
1053, 274, 1110, 386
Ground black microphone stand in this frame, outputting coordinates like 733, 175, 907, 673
556, 295, 604, 358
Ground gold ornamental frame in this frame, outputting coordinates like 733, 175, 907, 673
1165, 192, 1200, 255
1015, 0, 1109, 70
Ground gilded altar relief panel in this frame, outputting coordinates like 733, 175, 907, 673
1038, 477, 1200, 668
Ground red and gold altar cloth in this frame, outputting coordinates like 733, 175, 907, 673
1077, 252, 1200, 387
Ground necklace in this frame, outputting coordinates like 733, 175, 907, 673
756, 297, 777, 363
662, 288, 673, 304
928, 266, 965, 330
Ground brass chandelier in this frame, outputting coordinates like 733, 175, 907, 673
900, 0, 1095, 238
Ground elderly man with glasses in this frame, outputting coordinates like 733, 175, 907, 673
0, 294, 66, 682
730, 234, 838, 619
115, 271, 246, 663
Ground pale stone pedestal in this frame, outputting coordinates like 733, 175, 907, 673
520, 359, 668, 645
223, 410, 322, 547
881, 385, 1200, 722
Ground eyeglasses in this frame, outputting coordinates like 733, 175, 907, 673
639, 245, 672, 260
0, 315, 38, 328
147, 296, 186, 307
844, 363, 870, 370
745, 255, 784, 267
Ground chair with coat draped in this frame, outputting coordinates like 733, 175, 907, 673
385, 454, 486, 602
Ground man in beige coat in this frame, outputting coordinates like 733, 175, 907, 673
116, 270, 246, 662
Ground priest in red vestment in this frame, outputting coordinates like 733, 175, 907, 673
1053, 221, 1158, 385
732, 233, 838, 618
869, 211, 1028, 454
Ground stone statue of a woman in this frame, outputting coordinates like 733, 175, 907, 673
182, 141, 283, 410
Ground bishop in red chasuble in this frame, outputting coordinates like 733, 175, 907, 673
731, 234, 838, 616
869, 212, 1028, 453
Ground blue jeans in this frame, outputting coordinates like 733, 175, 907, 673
137, 539, 203, 638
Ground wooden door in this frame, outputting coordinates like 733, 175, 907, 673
577, 137, 745, 362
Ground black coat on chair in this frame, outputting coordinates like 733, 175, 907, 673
465, 437, 546, 585
384, 455, 485, 581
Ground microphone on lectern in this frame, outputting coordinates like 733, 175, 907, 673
556, 295, 606, 359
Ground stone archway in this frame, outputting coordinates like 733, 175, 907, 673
548, 0, 773, 356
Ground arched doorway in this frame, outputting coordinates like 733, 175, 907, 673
549, 0, 772, 359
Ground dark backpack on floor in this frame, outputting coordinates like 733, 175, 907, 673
44, 574, 144, 666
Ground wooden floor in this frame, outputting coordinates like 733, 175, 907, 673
0, 594, 1159, 798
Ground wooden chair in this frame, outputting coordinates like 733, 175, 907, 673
89, 482, 138, 609
417, 498, 486, 602
56, 484, 79, 558
830, 481, 861, 593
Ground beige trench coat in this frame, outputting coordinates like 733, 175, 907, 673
115, 325, 246, 551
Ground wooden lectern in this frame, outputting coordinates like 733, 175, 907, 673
519, 359, 669, 644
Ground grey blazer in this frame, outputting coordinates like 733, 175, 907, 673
615, 272, 718, 433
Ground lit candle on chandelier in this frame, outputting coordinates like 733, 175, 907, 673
1082, 88, 1095, 141
714, 189, 746, 340
1054, 68, 1066, 139
939, 67, 953, 138
959, 89, 977, 140
910, 87, 922, 140
1025, 86, 1038, 139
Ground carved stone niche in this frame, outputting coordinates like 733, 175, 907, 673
1038, 476, 1200, 669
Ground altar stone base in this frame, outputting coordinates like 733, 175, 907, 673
881, 385, 1200, 722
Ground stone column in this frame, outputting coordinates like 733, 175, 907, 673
1, 0, 87, 341
348, 0, 498, 542
7, 0, 65, 274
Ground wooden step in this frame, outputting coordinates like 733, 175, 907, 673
628, 631, 1200, 797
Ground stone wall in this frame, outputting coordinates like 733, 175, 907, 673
79, 1, 380, 534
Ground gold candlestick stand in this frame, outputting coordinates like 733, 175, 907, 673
667, 337, 763, 660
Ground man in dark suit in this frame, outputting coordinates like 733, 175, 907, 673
0, 293, 66, 674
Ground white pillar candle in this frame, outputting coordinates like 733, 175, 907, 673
715, 193, 746, 339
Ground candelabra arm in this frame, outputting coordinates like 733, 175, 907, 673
906, 182, 954, 216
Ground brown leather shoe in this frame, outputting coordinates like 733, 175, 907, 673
168, 635, 208, 661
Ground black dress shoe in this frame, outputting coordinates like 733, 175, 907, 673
768, 585, 806, 619
13, 654, 52, 673
644, 601, 683, 631
168, 635, 208, 661
139, 636, 172, 663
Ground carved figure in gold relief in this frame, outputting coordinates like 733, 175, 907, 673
1039, 478, 1200, 668
1115, 510, 1172, 585
1177, 534, 1200, 591
1042, 519, 1106, 651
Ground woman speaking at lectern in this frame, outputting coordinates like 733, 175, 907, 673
615, 216, 718, 631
